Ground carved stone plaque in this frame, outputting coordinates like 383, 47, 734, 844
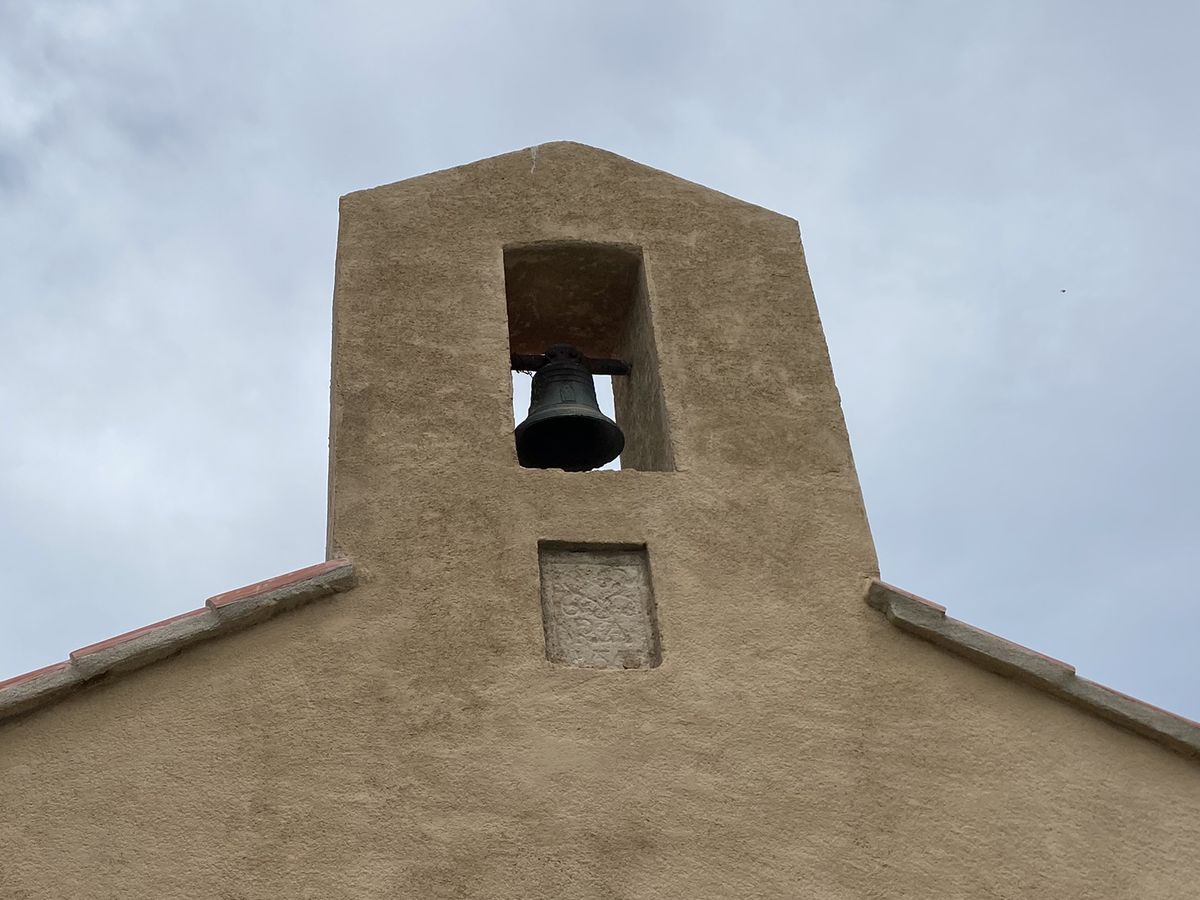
538, 544, 661, 669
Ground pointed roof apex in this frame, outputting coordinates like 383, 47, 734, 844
343, 141, 794, 221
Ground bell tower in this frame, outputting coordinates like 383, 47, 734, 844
328, 140, 875, 561
327, 139, 876, 656
324, 140, 880, 887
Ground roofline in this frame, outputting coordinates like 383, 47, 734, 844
0, 559, 357, 726
8, 565, 1190, 758
866, 579, 1200, 761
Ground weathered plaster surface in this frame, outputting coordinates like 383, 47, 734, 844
2, 143, 1197, 899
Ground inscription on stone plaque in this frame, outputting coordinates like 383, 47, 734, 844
538, 544, 661, 669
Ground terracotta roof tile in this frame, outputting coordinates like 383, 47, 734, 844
866, 578, 1200, 760
71, 608, 208, 659
0, 661, 70, 692
0, 559, 357, 726
872, 579, 947, 614
207, 558, 352, 608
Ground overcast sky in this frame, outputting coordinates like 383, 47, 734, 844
2, 2, 1197, 719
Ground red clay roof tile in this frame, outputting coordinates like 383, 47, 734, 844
0, 661, 69, 691
206, 558, 352, 609
70, 607, 209, 659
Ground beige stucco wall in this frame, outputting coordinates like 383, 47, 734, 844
2, 143, 1197, 898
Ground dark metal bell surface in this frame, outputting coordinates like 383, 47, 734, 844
514, 345, 625, 471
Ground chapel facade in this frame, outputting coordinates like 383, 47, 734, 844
2, 142, 1197, 898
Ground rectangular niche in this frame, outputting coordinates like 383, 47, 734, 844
505, 242, 674, 471
538, 543, 662, 669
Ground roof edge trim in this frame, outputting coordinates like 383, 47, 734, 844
866, 579, 1200, 761
0, 559, 357, 727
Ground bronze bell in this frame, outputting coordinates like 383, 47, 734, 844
514, 344, 625, 471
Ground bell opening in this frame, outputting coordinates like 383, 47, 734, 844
504, 242, 674, 472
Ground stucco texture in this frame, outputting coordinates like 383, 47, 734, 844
2, 143, 1197, 898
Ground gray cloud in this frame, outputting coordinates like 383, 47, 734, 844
2, 0, 1197, 717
